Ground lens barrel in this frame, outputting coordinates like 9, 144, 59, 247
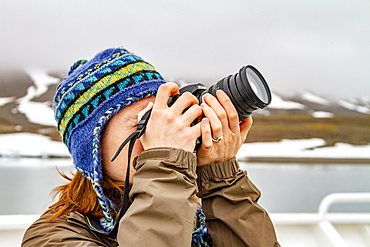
204, 65, 271, 121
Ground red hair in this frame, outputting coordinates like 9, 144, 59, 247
45, 170, 125, 222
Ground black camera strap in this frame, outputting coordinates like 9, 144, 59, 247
109, 109, 152, 235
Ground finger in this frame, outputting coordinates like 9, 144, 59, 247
200, 103, 222, 141
181, 104, 202, 125
138, 101, 153, 121
200, 118, 212, 150
202, 93, 229, 131
190, 120, 202, 139
240, 116, 253, 142
154, 82, 179, 109
171, 92, 199, 115
216, 90, 240, 134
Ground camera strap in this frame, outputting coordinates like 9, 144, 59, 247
109, 109, 152, 235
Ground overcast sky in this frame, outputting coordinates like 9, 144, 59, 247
0, 0, 369, 99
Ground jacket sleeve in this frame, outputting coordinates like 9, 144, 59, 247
117, 147, 198, 247
197, 158, 280, 247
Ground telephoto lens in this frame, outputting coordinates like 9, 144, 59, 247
204, 65, 271, 121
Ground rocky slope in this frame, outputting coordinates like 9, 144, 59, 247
0, 69, 369, 145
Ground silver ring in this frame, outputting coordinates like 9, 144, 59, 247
212, 134, 223, 143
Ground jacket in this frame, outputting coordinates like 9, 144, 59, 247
22, 147, 280, 246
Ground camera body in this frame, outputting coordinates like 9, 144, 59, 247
168, 65, 271, 150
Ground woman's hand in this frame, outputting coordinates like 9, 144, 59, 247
139, 82, 203, 153
197, 90, 253, 166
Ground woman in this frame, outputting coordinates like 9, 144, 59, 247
22, 47, 279, 246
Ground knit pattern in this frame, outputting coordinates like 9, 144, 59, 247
61, 69, 162, 146
53, 47, 166, 232
54, 49, 132, 111
91, 92, 156, 232
54, 50, 161, 145
68, 59, 88, 76
192, 204, 212, 246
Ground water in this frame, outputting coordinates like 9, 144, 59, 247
0, 158, 74, 215
238, 162, 370, 213
0, 158, 369, 215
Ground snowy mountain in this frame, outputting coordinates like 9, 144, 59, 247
0, 69, 369, 159
263, 91, 370, 117
0, 69, 369, 132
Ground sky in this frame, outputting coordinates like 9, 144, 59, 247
0, 0, 369, 99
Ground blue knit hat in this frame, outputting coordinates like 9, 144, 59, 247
53, 47, 166, 232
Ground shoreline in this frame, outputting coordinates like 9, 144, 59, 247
1, 154, 369, 164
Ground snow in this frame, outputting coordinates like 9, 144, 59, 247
358, 96, 370, 105
24, 68, 59, 97
0, 97, 15, 106
0, 133, 368, 160
16, 68, 59, 126
268, 93, 305, 110
236, 138, 370, 159
348, 97, 370, 106
312, 111, 334, 118
0, 133, 69, 158
17, 100, 55, 126
300, 92, 330, 105
339, 100, 370, 114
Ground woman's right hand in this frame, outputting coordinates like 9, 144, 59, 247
139, 82, 203, 153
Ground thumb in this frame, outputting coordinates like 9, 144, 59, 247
240, 116, 253, 142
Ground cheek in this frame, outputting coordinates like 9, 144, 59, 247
102, 140, 144, 182
102, 151, 128, 182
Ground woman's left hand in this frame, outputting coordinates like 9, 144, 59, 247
197, 90, 253, 166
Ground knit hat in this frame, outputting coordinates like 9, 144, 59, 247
53, 47, 166, 232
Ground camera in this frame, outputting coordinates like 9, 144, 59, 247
169, 65, 271, 121
112, 65, 272, 161
111, 65, 272, 223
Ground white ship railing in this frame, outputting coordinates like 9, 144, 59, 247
271, 192, 370, 247
1, 193, 370, 247
318, 193, 370, 247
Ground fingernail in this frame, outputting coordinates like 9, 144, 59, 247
205, 93, 214, 100
201, 94, 206, 103
216, 90, 224, 96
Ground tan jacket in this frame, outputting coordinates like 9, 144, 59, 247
22, 148, 279, 246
